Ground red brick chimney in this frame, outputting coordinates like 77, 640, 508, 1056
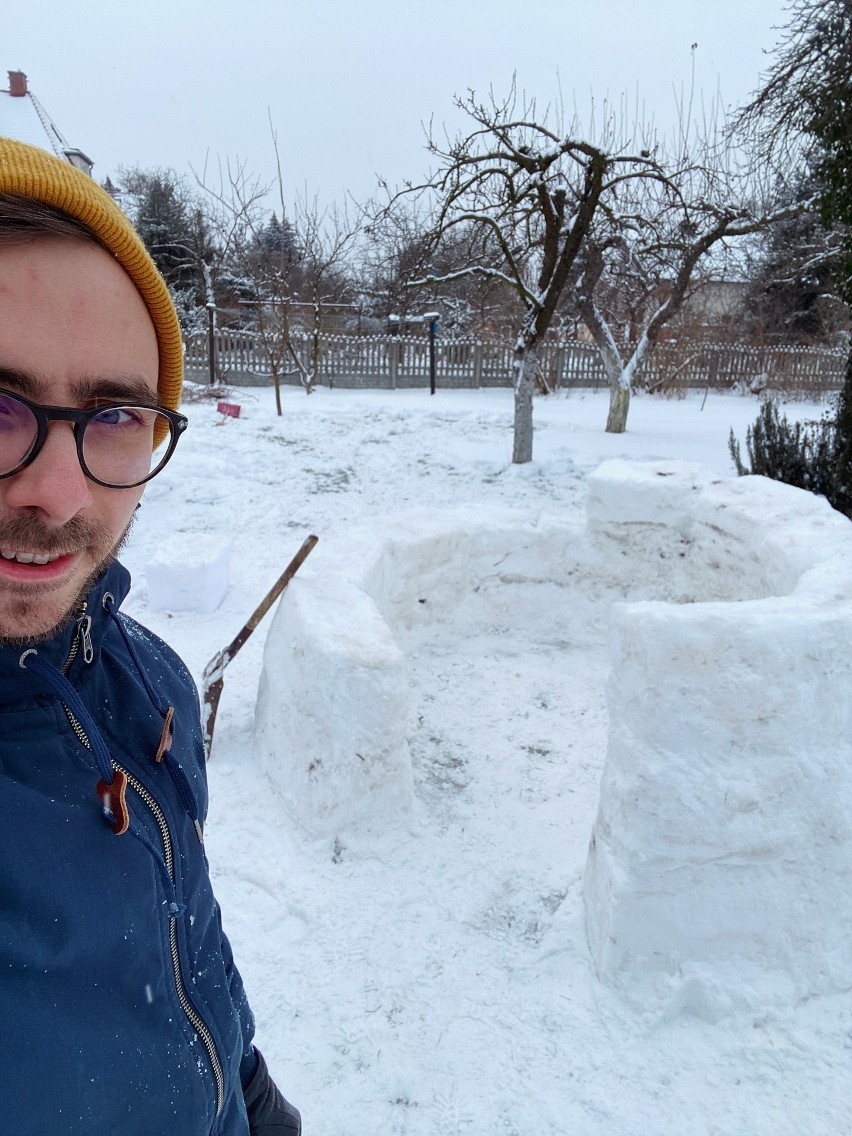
8, 71, 28, 97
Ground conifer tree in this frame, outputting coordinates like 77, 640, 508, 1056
739, 0, 852, 515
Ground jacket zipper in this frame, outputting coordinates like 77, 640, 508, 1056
116, 760, 225, 1119
59, 627, 225, 1118
62, 605, 93, 674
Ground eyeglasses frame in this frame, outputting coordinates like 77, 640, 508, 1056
0, 387, 189, 489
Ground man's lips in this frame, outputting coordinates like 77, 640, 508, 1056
0, 551, 79, 581
1, 548, 65, 565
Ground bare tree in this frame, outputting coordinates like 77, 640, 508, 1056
379, 82, 668, 459
358, 201, 438, 331
241, 216, 301, 416
378, 80, 801, 448
235, 196, 355, 412
290, 195, 356, 392
569, 138, 800, 423
202, 129, 357, 412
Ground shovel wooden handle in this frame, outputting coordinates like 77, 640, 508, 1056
201, 534, 318, 756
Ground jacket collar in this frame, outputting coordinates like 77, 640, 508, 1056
0, 560, 131, 704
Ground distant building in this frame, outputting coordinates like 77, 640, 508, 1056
680, 279, 748, 328
0, 70, 93, 175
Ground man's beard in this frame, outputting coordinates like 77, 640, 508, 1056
0, 513, 135, 646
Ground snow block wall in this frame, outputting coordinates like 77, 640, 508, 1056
255, 459, 852, 1012
584, 460, 852, 1013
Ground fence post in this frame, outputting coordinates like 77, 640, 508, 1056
388, 338, 398, 390
554, 343, 566, 391
473, 341, 483, 388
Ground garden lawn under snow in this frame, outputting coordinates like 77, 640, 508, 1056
121, 387, 850, 1136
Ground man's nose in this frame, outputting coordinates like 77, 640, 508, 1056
1, 420, 93, 523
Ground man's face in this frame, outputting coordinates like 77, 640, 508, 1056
0, 237, 159, 642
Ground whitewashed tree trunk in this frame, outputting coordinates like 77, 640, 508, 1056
606, 383, 630, 433
577, 299, 632, 434
605, 332, 654, 433
512, 341, 538, 464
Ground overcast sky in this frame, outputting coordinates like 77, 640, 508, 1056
7, 0, 788, 208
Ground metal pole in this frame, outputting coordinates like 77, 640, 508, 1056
422, 311, 439, 396
429, 318, 437, 395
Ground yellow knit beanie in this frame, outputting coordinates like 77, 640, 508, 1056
0, 137, 183, 414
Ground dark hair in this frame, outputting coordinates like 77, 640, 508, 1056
0, 193, 102, 245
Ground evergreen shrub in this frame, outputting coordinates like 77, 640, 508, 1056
729, 400, 840, 506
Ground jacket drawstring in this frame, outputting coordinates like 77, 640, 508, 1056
103, 594, 166, 712
20, 649, 114, 785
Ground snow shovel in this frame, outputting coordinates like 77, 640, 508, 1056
201, 533, 318, 757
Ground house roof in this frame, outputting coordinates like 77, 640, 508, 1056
0, 70, 93, 174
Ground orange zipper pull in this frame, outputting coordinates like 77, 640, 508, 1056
97, 767, 130, 835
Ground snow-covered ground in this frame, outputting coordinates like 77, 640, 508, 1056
122, 387, 851, 1136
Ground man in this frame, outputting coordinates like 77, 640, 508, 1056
0, 137, 300, 1134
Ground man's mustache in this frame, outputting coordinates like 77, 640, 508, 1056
0, 515, 114, 554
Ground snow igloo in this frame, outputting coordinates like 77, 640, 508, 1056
254, 460, 852, 1011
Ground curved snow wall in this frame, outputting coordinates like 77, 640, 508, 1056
254, 460, 852, 1009
254, 504, 586, 836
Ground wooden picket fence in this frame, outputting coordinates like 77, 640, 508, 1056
184, 331, 847, 397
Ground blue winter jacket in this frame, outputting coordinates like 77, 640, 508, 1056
0, 561, 256, 1134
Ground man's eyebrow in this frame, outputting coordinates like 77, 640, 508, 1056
0, 369, 159, 406
70, 376, 161, 405
0, 368, 44, 398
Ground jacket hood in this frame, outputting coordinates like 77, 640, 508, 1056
0, 560, 131, 705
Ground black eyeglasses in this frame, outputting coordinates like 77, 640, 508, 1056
0, 388, 188, 489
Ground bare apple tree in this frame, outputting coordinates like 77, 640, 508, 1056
378, 82, 797, 453
377, 84, 669, 459
569, 133, 800, 424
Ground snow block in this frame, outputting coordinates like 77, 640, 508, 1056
583, 460, 852, 1012
146, 532, 231, 614
586, 458, 719, 532
255, 573, 412, 836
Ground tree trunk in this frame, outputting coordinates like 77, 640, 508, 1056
202, 262, 217, 386
575, 297, 632, 434
309, 296, 321, 394
272, 365, 283, 417
604, 333, 653, 433
306, 336, 318, 394
606, 383, 630, 433
512, 343, 537, 463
